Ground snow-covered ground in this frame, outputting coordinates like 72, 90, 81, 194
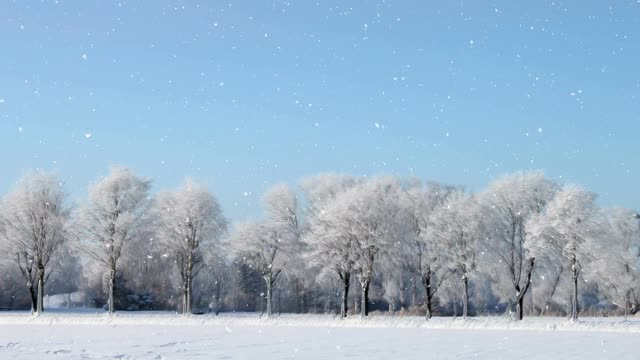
0, 311, 638, 359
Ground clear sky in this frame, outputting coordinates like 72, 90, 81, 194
0, 1, 638, 220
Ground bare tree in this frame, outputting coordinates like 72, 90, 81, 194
480, 172, 558, 320
74, 166, 151, 315
0, 172, 70, 314
528, 185, 598, 321
152, 180, 227, 315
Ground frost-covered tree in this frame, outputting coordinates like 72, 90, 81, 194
152, 180, 227, 315
403, 181, 458, 319
230, 221, 285, 317
230, 184, 298, 318
586, 208, 640, 318
263, 183, 299, 316
302, 174, 362, 318
0, 172, 70, 314
74, 167, 151, 315
318, 177, 405, 318
528, 185, 598, 321
480, 172, 558, 320
305, 211, 354, 317
429, 190, 481, 319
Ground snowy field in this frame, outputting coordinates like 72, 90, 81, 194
1, 312, 639, 359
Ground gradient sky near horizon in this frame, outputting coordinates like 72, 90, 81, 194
1, 0, 639, 220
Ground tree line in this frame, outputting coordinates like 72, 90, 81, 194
0, 168, 638, 321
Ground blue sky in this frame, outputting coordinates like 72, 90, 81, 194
1, 1, 638, 220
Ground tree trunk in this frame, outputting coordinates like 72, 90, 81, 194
186, 276, 191, 315
28, 282, 36, 314
183, 254, 193, 315
260, 292, 264, 316
399, 277, 406, 310
360, 280, 370, 319
277, 287, 282, 316
425, 292, 433, 320
299, 281, 306, 314
181, 288, 186, 314
453, 297, 458, 317
313, 284, 319, 314
423, 271, 433, 320
462, 275, 468, 319
36, 268, 44, 314
266, 273, 273, 318
340, 272, 350, 319
624, 300, 629, 320
353, 289, 359, 315
108, 267, 115, 315
516, 294, 524, 320
295, 281, 301, 313
624, 290, 631, 320
411, 277, 418, 309
515, 257, 535, 321
571, 256, 579, 322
